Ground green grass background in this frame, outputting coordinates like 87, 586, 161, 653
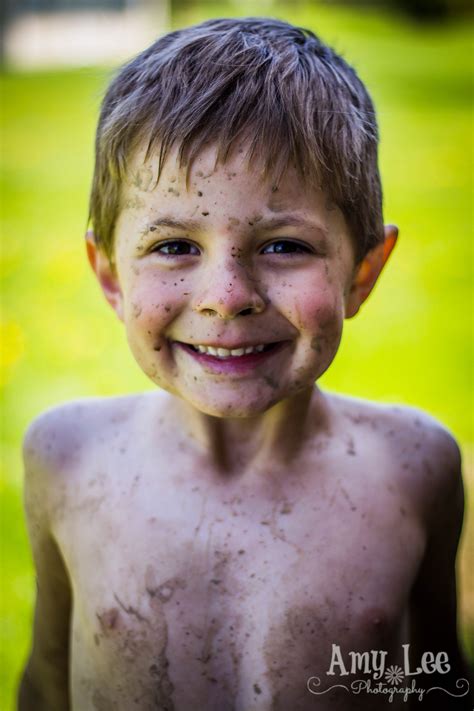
1, 1, 473, 707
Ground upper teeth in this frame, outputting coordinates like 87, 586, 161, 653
195, 344, 265, 357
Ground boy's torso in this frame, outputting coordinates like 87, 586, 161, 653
49, 391, 430, 710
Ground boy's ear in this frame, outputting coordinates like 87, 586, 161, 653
85, 231, 124, 321
345, 224, 398, 319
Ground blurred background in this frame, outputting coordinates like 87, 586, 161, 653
1, 0, 472, 707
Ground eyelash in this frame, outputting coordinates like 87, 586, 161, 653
150, 239, 314, 257
261, 240, 313, 255
150, 240, 200, 256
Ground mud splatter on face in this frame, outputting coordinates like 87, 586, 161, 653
131, 166, 154, 192
132, 303, 142, 318
310, 336, 323, 354
263, 375, 278, 389
123, 195, 145, 210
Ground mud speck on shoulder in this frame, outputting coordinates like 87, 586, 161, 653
96, 607, 121, 635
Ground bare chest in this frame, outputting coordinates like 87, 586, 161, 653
56, 457, 424, 710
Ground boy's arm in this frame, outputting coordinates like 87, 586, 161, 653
408, 429, 472, 709
18, 417, 72, 711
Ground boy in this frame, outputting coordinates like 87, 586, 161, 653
18, 17, 471, 711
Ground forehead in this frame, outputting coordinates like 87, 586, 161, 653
117, 143, 351, 251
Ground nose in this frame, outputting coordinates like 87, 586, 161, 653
192, 258, 267, 319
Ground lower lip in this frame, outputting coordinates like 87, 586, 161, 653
174, 342, 288, 374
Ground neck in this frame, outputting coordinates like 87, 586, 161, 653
170, 385, 330, 476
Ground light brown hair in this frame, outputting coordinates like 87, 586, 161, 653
89, 17, 383, 263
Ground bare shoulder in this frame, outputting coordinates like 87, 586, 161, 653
24, 393, 145, 471
22, 393, 149, 520
325, 391, 463, 520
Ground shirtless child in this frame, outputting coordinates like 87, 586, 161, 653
18, 17, 471, 711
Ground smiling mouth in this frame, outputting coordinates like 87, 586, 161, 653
174, 341, 284, 359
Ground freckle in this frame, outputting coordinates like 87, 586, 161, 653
154, 346, 161, 351
149, 226, 156, 232
202, 212, 209, 216
197, 191, 203, 196
238, 549, 245, 554
164, 306, 171, 312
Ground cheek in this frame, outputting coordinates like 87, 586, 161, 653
309, 291, 344, 333
120, 274, 185, 388
285, 275, 345, 367
277, 272, 344, 334
123, 272, 185, 335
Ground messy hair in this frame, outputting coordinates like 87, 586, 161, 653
89, 17, 383, 264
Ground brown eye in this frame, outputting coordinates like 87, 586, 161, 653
262, 240, 312, 255
153, 240, 200, 256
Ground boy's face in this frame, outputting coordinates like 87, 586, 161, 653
90, 144, 391, 418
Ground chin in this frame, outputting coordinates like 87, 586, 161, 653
184, 391, 282, 419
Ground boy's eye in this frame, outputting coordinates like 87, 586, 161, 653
151, 240, 200, 256
261, 240, 313, 255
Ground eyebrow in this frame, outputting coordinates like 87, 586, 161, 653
144, 214, 328, 237
253, 215, 329, 236
144, 217, 201, 233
